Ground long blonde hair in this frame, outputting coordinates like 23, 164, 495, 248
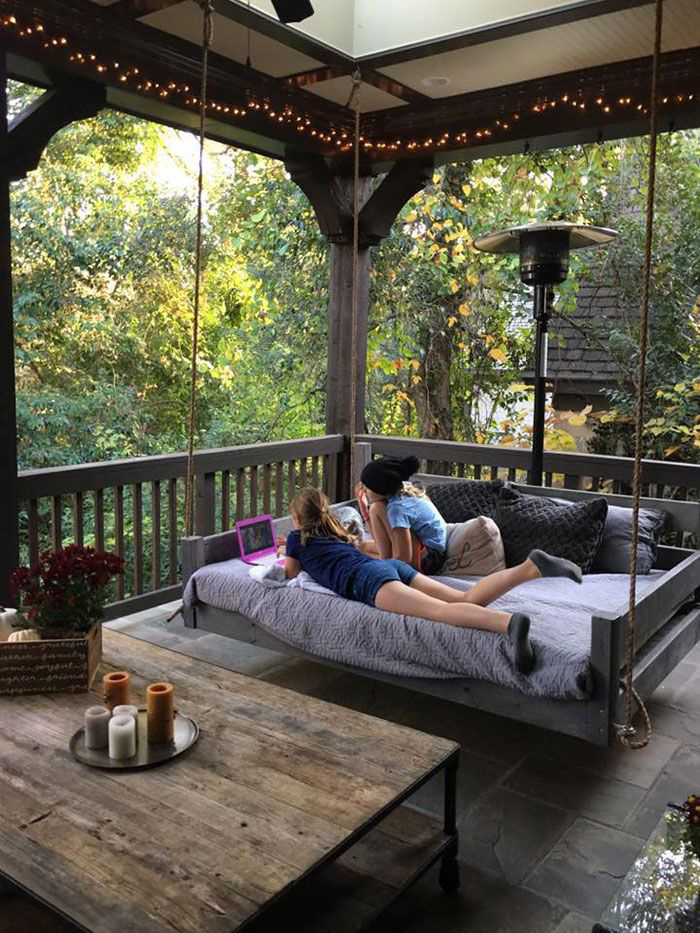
291, 487, 359, 547
398, 481, 428, 499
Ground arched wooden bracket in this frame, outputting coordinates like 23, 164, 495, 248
0, 77, 106, 180
285, 155, 434, 247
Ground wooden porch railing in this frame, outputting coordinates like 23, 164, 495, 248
16, 432, 700, 617
359, 434, 700, 547
17, 435, 344, 619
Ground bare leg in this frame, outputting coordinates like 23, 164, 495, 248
464, 559, 541, 606
410, 573, 475, 603
357, 539, 380, 557
368, 500, 394, 560
374, 581, 510, 633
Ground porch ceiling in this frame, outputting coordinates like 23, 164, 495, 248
2, 0, 700, 168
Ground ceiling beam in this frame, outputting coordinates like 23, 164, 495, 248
359, 0, 654, 70
107, 0, 179, 16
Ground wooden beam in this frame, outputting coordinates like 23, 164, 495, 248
108, 0, 179, 16
0, 77, 106, 180
359, 158, 433, 244
359, 0, 655, 70
0, 55, 18, 604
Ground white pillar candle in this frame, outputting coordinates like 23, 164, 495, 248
112, 704, 139, 734
108, 714, 136, 760
84, 705, 111, 750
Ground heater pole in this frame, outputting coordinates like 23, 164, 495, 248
529, 284, 551, 486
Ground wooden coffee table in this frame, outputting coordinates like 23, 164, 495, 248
0, 629, 460, 931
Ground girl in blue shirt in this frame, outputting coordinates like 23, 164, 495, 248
283, 487, 583, 675
357, 455, 447, 574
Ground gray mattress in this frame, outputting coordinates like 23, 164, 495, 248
183, 561, 664, 700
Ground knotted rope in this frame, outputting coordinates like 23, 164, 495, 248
618, 0, 663, 749
184, 0, 214, 538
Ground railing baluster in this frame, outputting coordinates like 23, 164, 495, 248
94, 488, 105, 551
564, 474, 582, 490
72, 492, 84, 547
507, 468, 516, 482
195, 472, 216, 537
51, 495, 62, 550
473, 464, 481, 480
115, 486, 125, 600
489, 466, 499, 481
221, 470, 230, 531
311, 455, 320, 489
28, 498, 39, 567
299, 457, 307, 489
133, 483, 143, 596
236, 468, 245, 520
275, 462, 284, 516
263, 463, 271, 514
288, 460, 297, 505
151, 480, 161, 591
168, 478, 178, 585
249, 465, 258, 516
590, 476, 600, 492
544, 471, 553, 487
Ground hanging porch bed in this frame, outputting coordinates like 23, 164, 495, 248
180, 477, 700, 747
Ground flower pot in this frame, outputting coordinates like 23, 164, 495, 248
0, 624, 102, 695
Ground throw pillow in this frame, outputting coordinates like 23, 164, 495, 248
442, 516, 506, 577
494, 486, 608, 572
427, 479, 504, 524
591, 505, 666, 574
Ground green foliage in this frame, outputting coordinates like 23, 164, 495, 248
9, 78, 699, 470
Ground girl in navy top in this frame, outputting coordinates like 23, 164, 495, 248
283, 487, 583, 675
356, 455, 447, 574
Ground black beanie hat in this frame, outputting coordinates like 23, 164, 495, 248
360, 455, 420, 496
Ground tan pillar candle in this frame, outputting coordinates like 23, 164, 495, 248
146, 682, 174, 744
103, 671, 130, 711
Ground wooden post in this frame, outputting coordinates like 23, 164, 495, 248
287, 156, 433, 499
0, 57, 18, 605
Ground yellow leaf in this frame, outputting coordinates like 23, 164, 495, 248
411, 374, 422, 385
450, 280, 459, 293
599, 410, 617, 423
467, 272, 478, 286
674, 383, 687, 392
404, 211, 417, 223
457, 342, 466, 350
693, 382, 700, 392
453, 243, 464, 255
664, 445, 681, 456
462, 183, 471, 196
489, 347, 508, 364
568, 414, 587, 426
408, 359, 420, 370
447, 315, 457, 328
432, 172, 441, 184
458, 303, 470, 316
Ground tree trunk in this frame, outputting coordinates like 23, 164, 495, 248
412, 326, 453, 474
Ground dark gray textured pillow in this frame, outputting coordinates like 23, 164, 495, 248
591, 505, 666, 574
495, 486, 608, 572
427, 479, 504, 524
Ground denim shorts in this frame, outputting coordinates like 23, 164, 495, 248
348, 558, 418, 607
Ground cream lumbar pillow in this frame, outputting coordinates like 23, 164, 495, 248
442, 516, 506, 577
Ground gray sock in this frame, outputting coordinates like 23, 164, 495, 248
528, 549, 582, 584
508, 613, 535, 675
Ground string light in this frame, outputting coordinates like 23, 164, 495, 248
1, 11, 696, 157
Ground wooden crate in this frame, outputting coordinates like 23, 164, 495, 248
0, 624, 102, 695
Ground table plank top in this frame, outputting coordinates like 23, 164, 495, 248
0, 629, 458, 932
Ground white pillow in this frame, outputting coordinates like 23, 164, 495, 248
442, 516, 506, 577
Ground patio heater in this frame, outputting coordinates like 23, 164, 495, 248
474, 222, 617, 486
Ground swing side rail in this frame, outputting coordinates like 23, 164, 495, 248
180, 488, 700, 747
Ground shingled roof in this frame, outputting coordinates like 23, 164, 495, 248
524, 283, 622, 395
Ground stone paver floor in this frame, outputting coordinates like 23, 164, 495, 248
4, 600, 699, 932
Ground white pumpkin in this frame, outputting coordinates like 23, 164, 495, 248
7, 628, 41, 643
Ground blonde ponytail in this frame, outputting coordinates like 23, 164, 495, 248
290, 487, 361, 547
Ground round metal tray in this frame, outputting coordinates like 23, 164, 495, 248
69, 708, 199, 770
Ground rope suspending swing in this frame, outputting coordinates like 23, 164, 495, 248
183, 0, 214, 540
617, 0, 663, 749
346, 70, 362, 491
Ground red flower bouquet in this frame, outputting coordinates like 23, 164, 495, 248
11, 546, 124, 638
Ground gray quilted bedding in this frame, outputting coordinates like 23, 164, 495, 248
183, 561, 664, 700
